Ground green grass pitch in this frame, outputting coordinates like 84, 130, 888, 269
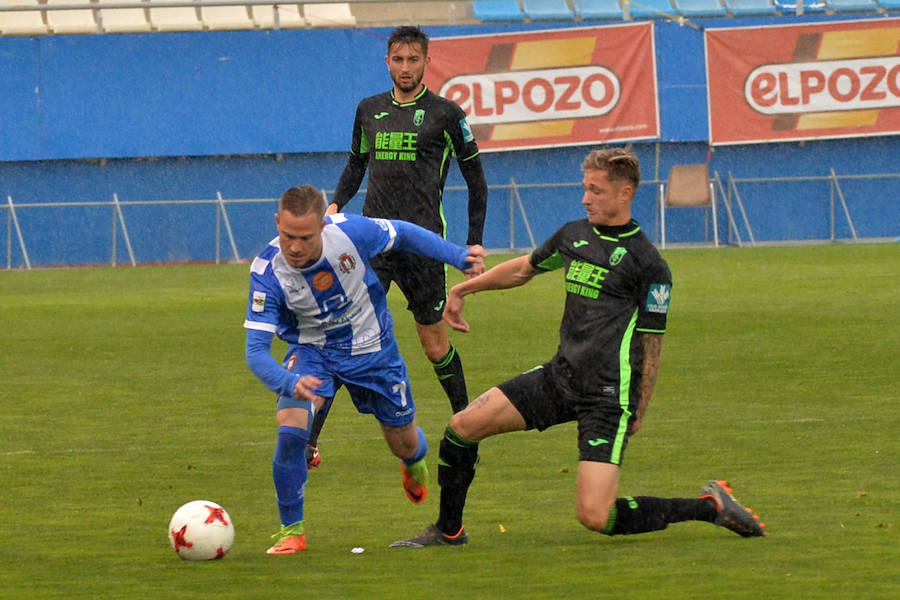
1, 243, 897, 599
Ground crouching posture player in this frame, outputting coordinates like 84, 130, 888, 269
391, 149, 766, 549
244, 184, 485, 554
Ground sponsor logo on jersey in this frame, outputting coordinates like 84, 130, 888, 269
565, 259, 608, 299
459, 117, 474, 143
609, 246, 627, 266
312, 271, 334, 291
338, 252, 356, 274
573, 240, 589, 248
374, 112, 389, 119
414, 109, 425, 127
374, 131, 417, 161
646, 283, 671, 314
251, 290, 267, 312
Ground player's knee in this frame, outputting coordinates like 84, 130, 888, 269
576, 501, 613, 532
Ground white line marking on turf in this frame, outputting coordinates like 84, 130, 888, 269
1, 436, 386, 457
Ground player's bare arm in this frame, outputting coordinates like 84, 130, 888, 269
444, 254, 536, 333
631, 333, 663, 435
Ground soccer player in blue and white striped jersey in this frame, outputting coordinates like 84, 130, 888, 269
244, 184, 485, 554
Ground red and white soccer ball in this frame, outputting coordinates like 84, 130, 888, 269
168, 500, 235, 561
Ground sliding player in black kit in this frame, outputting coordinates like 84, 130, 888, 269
309, 26, 488, 469
391, 148, 767, 548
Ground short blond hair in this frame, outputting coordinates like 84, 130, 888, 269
582, 148, 640, 188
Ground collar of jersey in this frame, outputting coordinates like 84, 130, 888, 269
592, 219, 641, 242
391, 85, 428, 107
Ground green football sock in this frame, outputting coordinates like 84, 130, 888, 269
405, 458, 429, 486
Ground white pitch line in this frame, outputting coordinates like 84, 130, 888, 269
1, 435, 386, 457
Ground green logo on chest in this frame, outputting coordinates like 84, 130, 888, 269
610, 246, 627, 266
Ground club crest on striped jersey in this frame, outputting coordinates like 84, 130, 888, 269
338, 253, 356, 274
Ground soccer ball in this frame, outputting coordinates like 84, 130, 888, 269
168, 500, 235, 561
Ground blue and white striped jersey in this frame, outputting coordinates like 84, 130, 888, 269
244, 213, 400, 356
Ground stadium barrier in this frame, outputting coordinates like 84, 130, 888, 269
4, 171, 894, 269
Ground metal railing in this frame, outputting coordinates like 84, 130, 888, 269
4, 172, 894, 270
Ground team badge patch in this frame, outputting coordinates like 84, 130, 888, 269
610, 246, 628, 266
414, 109, 425, 127
285, 354, 297, 371
338, 252, 356, 274
459, 117, 474, 142
645, 284, 671, 314
251, 291, 266, 312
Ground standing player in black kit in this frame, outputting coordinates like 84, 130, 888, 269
308, 26, 488, 468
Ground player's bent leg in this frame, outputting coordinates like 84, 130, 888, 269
575, 461, 621, 532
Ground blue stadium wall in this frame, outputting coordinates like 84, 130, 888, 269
1, 16, 897, 266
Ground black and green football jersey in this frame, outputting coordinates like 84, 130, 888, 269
336, 86, 484, 241
530, 219, 672, 399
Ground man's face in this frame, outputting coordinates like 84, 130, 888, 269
275, 210, 325, 268
386, 41, 428, 96
581, 169, 632, 227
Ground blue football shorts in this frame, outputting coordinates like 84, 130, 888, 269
276, 337, 416, 428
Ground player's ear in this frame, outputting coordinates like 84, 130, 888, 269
274, 212, 281, 227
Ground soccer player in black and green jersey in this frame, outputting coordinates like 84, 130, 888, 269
391, 148, 767, 548
312, 26, 488, 466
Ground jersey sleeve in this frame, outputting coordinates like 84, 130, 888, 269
333, 103, 370, 208
635, 256, 672, 334
242, 257, 300, 397
243, 257, 284, 334
529, 226, 567, 273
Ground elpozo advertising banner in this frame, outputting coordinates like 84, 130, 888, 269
706, 19, 900, 145
425, 23, 660, 152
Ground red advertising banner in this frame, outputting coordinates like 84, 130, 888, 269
425, 23, 659, 152
706, 19, 900, 145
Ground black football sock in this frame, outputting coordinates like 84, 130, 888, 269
307, 395, 334, 448
435, 426, 479, 535
432, 345, 469, 414
602, 496, 718, 536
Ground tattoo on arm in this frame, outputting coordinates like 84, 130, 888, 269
637, 333, 664, 422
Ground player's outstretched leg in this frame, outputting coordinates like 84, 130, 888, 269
700, 480, 767, 537
391, 426, 478, 548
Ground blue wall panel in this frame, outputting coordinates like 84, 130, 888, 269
0, 37, 43, 161
0, 17, 896, 266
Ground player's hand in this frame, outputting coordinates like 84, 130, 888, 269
293, 375, 324, 402
443, 288, 469, 333
325, 203, 339, 216
463, 245, 487, 278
